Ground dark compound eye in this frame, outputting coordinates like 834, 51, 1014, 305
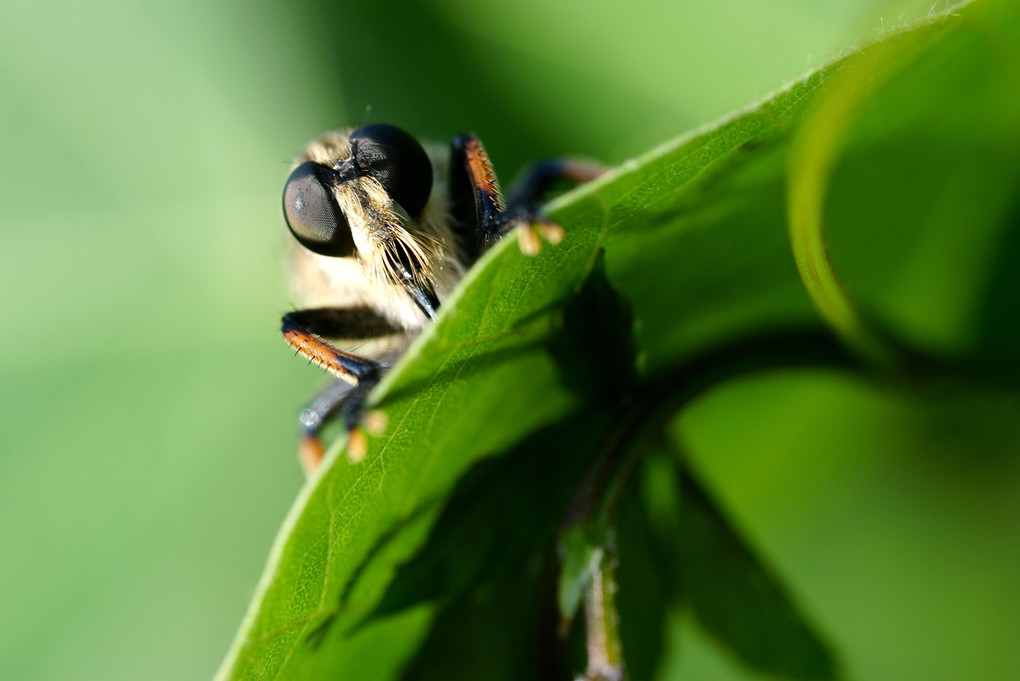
283, 161, 355, 257
349, 124, 433, 216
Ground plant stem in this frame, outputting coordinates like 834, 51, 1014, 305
579, 549, 625, 681
564, 328, 856, 679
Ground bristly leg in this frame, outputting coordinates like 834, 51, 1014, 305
449, 134, 506, 256
282, 309, 393, 470
450, 135, 605, 256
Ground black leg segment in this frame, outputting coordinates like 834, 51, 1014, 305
449, 134, 605, 256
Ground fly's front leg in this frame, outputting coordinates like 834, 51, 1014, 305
450, 134, 606, 256
282, 307, 399, 472
449, 134, 506, 258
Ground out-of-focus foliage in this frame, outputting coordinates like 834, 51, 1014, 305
2, 1, 1017, 681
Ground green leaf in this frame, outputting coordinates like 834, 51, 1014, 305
613, 460, 677, 681
216, 2, 1020, 678
785, 12, 961, 369
358, 408, 613, 628
556, 525, 606, 627
677, 463, 838, 680
394, 555, 570, 681
788, 0, 1020, 376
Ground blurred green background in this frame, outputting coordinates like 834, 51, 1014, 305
2, 1, 1016, 680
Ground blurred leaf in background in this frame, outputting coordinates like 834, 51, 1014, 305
1, 1, 1016, 681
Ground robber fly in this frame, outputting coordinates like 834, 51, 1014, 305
281, 123, 601, 473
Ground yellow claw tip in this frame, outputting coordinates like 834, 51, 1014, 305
298, 436, 326, 477
346, 429, 368, 464
518, 225, 542, 256
537, 222, 565, 245
362, 410, 389, 437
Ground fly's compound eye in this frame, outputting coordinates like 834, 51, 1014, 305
283, 161, 356, 257
349, 124, 433, 216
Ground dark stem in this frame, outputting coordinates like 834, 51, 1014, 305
563, 328, 857, 679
